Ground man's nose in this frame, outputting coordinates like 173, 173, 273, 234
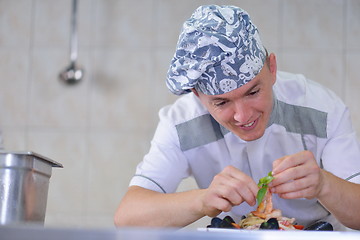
233, 102, 250, 123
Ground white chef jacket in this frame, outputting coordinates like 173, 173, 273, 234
130, 71, 360, 230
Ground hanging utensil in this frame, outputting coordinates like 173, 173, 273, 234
59, 0, 84, 84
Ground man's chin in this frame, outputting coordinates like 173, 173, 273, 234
233, 130, 264, 142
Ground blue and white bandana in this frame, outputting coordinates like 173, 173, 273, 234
166, 5, 267, 95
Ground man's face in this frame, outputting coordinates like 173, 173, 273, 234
194, 54, 277, 141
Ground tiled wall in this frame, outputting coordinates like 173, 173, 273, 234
0, 0, 359, 229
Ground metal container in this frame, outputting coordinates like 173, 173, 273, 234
0, 151, 63, 225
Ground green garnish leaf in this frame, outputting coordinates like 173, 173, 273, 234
256, 171, 274, 205
259, 175, 274, 186
256, 187, 267, 204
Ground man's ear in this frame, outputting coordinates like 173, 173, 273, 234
268, 53, 277, 77
267, 53, 277, 85
191, 88, 199, 97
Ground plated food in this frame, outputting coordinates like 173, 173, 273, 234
238, 188, 302, 230
207, 172, 333, 231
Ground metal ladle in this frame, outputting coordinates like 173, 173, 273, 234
59, 0, 84, 84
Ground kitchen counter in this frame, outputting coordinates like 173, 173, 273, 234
1, 225, 360, 240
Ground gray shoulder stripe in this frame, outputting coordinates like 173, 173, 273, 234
175, 100, 327, 151
176, 114, 228, 151
271, 100, 328, 138
345, 172, 360, 181
134, 174, 166, 193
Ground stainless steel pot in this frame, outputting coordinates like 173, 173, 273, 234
0, 151, 63, 225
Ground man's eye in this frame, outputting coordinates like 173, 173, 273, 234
214, 101, 226, 107
249, 89, 260, 96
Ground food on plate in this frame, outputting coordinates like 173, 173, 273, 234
206, 172, 333, 231
207, 216, 241, 229
207, 216, 239, 229
239, 187, 300, 230
256, 171, 274, 204
238, 172, 301, 230
304, 221, 333, 231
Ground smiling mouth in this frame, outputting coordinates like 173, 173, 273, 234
242, 121, 255, 127
237, 118, 258, 130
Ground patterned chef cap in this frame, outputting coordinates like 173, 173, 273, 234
166, 5, 267, 95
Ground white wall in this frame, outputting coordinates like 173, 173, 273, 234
0, 0, 359, 229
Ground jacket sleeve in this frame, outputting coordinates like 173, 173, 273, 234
321, 104, 360, 183
129, 107, 191, 193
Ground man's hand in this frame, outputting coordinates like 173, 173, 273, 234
199, 165, 258, 217
270, 150, 326, 200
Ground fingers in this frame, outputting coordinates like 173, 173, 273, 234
270, 151, 322, 199
222, 166, 258, 206
272, 150, 314, 175
206, 195, 232, 216
277, 188, 312, 199
271, 164, 306, 187
271, 177, 310, 197
272, 151, 315, 182
202, 166, 258, 216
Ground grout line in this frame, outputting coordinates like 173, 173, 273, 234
277, 0, 284, 66
279, 0, 284, 50
25, 0, 37, 149
342, 0, 348, 101
83, 0, 96, 223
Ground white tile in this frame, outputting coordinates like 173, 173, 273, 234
29, 48, 89, 128
280, 51, 344, 98
33, 0, 70, 48
153, 48, 180, 112
0, 0, 32, 48
0, 49, 29, 126
33, 0, 93, 51
83, 214, 116, 229
45, 214, 87, 228
77, 0, 95, 48
27, 130, 88, 216
282, 0, 344, 51
89, 48, 153, 130
346, 0, 360, 50
0, 128, 27, 151
93, 0, 156, 48
154, 0, 279, 51
217, 0, 281, 51
85, 131, 151, 215
345, 52, 360, 135
154, 0, 215, 47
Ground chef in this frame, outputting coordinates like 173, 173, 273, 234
114, 5, 360, 230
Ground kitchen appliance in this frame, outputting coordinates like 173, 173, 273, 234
0, 151, 63, 225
